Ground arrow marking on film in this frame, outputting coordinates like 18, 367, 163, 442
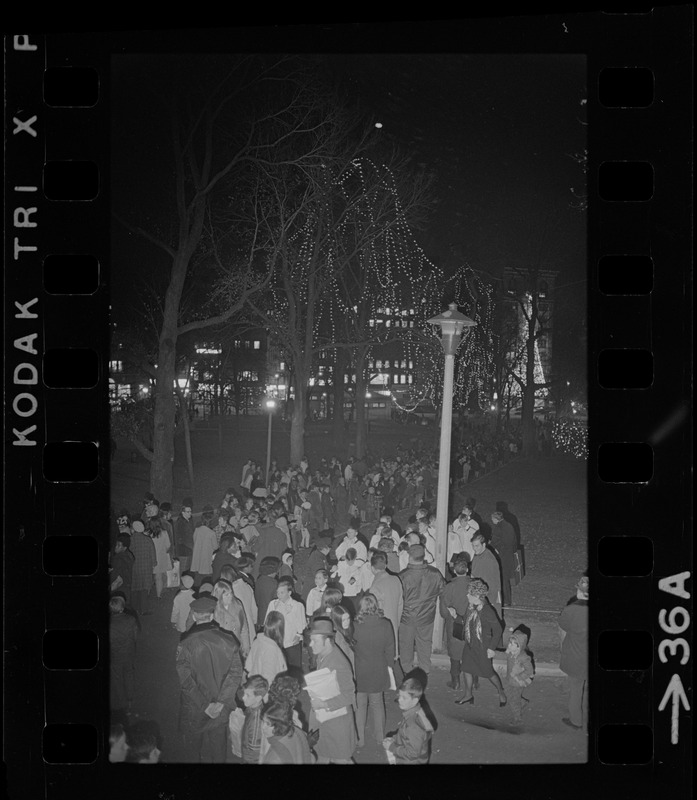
658, 673, 690, 744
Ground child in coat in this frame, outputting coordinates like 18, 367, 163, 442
170, 574, 195, 632
383, 677, 433, 765
505, 629, 535, 724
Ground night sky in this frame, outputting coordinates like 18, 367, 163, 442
112, 51, 587, 343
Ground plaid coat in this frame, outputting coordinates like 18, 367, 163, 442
130, 531, 156, 591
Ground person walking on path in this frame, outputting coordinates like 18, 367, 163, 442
490, 511, 517, 607
398, 544, 445, 675
438, 558, 471, 690
353, 593, 395, 749
455, 578, 507, 707
129, 520, 156, 615
470, 533, 503, 620
175, 595, 244, 763
504, 628, 535, 725
307, 618, 358, 764
558, 575, 589, 732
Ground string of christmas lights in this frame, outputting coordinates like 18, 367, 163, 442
551, 418, 588, 459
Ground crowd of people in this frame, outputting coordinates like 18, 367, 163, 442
108, 440, 587, 764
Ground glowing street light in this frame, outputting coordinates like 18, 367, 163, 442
427, 302, 477, 653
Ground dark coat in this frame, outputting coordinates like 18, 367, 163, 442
110, 549, 135, 594
211, 550, 238, 584
399, 563, 446, 626
130, 531, 156, 591
559, 599, 588, 677
176, 621, 244, 740
301, 549, 328, 599
255, 574, 278, 627
252, 526, 287, 576
438, 575, 471, 660
460, 601, 503, 678
470, 548, 502, 609
388, 704, 434, 765
491, 520, 517, 582
353, 615, 395, 693
175, 514, 195, 555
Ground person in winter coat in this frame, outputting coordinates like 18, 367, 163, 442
109, 595, 138, 715
148, 518, 172, 599
300, 537, 332, 601
504, 628, 535, 724
353, 593, 396, 748
252, 521, 286, 578
455, 578, 506, 707
490, 511, 517, 607
229, 557, 258, 645
558, 575, 589, 731
171, 574, 196, 633
175, 596, 244, 762
255, 557, 280, 629
190, 506, 217, 587
438, 558, 471, 690
129, 520, 156, 615
260, 702, 313, 764
174, 500, 195, 573
110, 534, 135, 603
369, 552, 404, 659
239, 674, 269, 764
212, 579, 251, 657
307, 618, 358, 764
398, 544, 445, 674
211, 535, 241, 584
383, 677, 434, 765
470, 533, 503, 619
278, 550, 299, 594
244, 611, 287, 686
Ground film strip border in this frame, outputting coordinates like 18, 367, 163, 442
3, 15, 692, 798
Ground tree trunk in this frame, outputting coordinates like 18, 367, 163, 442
175, 387, 196, 495
290, 372, 307, 465
354, 348, 368, 458
332, 350, 346, 450
150, 345, 177, 501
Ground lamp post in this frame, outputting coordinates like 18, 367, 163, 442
428, 303, 476, 653
265, 398, 276, 484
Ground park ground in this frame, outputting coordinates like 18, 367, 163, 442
114, 419, 588, 763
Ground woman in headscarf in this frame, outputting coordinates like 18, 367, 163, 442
455, 577, 507, 707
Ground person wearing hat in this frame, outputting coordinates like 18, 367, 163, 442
175, 594, 244, 762
171, 574, 196, 632
129, 519, 157, 615
307, 618, 358, 764
190, 505, 217, 587
490, 510, 517, 607
455, 577, 506, 706
398, 543, 445, 675
174, 499, 195, 574
438, 558, 471, 691
558, 575, 589, 731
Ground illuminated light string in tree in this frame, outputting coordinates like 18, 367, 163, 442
551, 418, 588, 459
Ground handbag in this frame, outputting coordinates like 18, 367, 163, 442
513, 549, 525, 585
166, 560, 181, 589
452, 615, 466, 641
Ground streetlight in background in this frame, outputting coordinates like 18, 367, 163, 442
365, 392, 372, 431
428, 303, 477, 653
265, 398, 276, 484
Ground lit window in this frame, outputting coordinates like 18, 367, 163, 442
384, 360, 390, 368
109, 360, 123, 372
408, 375, 413, 384
409, 320, 414, 328
376, 360, 382, 369
280, 362, 285, 371
400, 375, 406, 384
318, 378, 325, 386
369, 360, 374, 368
401, 359, 406, 368
386, 319, 391, 327
409, 360, 414, 368
369, 319, 375, 327
253, 341, 261, 350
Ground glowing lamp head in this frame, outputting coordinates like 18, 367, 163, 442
265, 399, 276, 411
427, 303, 477, 356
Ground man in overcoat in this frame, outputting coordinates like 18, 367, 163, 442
369, 552, 404, 659
558, 575, 589, 731
308, 618, 358, 764
470, 532, 503, 619
175, 596, 244, 762
490, 511, 517, 607
129, 520, 156, 615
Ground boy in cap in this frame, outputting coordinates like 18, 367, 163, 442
504, 628, 535, 724
382, 677, 433, 764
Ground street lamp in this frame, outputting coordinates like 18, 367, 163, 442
265, 398, 276, 484
428, 302, 477, 653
